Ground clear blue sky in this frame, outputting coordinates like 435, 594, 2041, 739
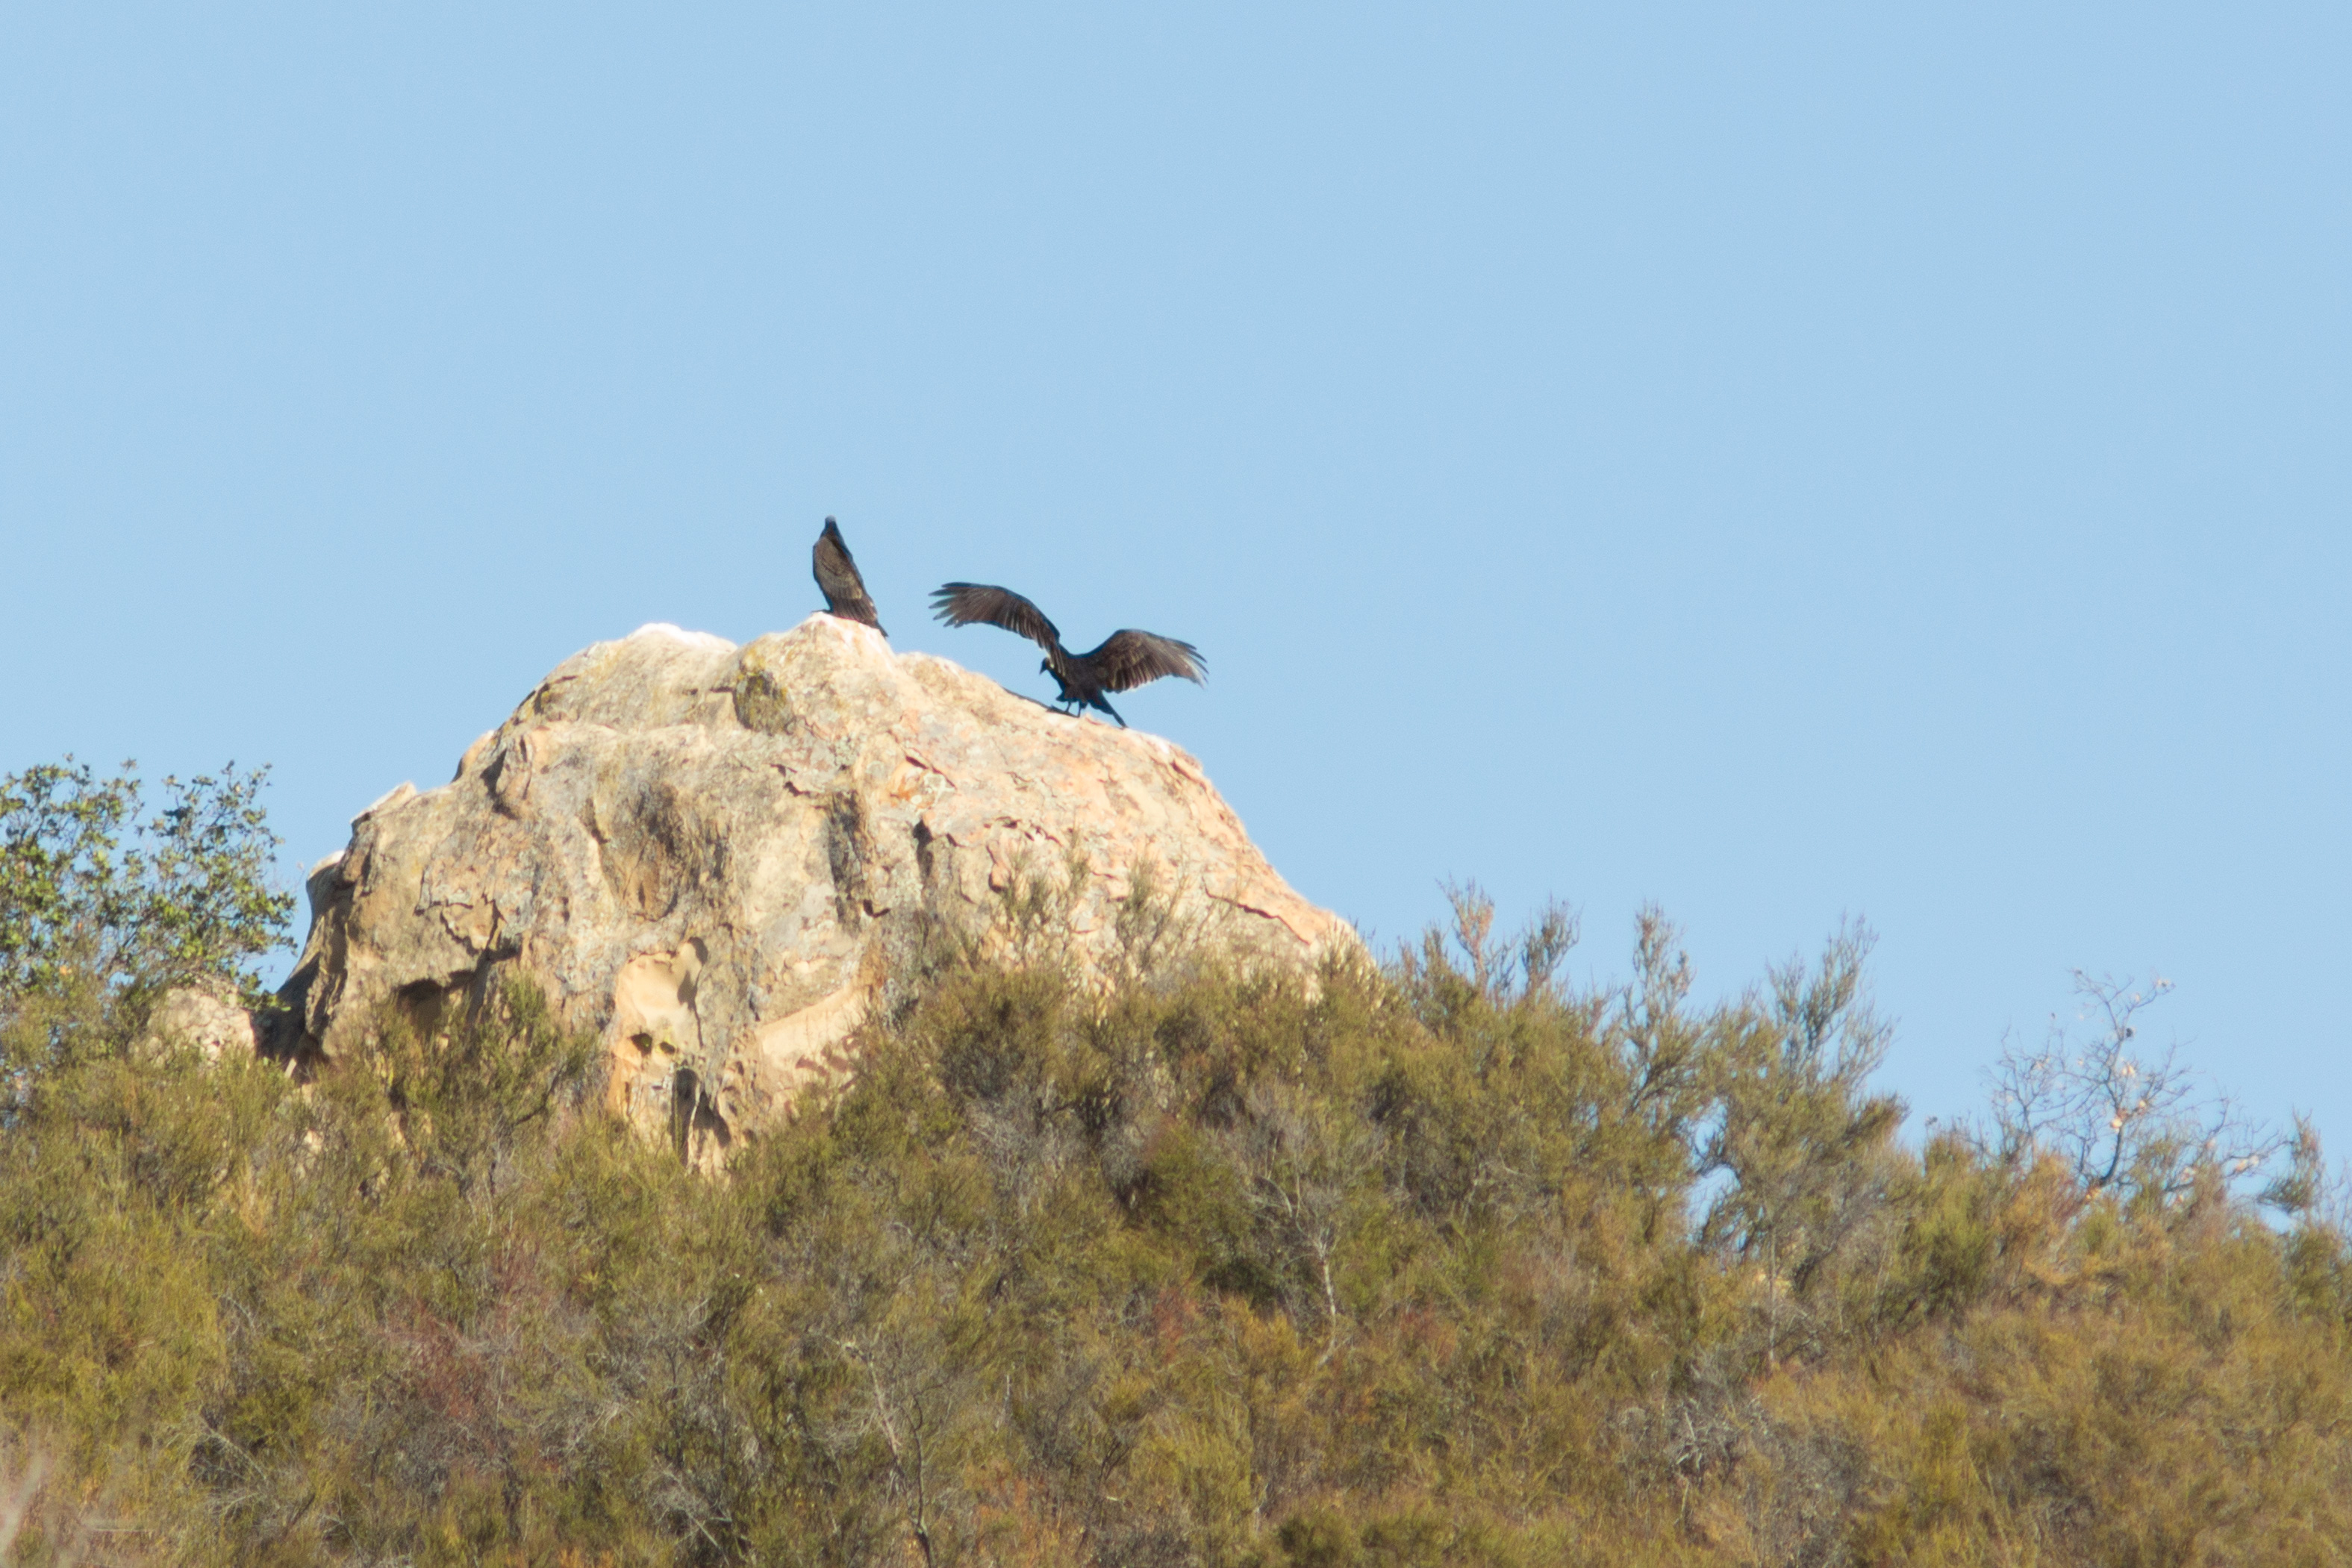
4, 8, 2347, 1143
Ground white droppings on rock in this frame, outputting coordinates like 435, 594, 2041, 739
356, 781, 418, 822
627, 622, 738, 652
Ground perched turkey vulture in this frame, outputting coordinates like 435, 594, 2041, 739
812, 517, 886, 634
930, 581, 1205, 728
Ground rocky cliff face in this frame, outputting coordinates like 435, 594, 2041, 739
278, 617, 1347, 1162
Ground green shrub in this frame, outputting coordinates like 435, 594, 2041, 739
0, 766, 2345, 1564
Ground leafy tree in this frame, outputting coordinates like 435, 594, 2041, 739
0, 758, 291, 1053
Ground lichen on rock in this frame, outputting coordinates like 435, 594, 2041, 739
276, 616, 1349, 1162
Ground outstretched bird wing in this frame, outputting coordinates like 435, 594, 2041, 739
930, 582, 1063, 654
1084, 630, 1208, 692
814, 518, 887, 634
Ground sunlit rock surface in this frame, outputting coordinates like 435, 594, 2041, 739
277, 617, 1348, 1161
141, 981, 261, 1063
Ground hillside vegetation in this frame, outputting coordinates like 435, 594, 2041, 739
2, 761, 2349, 1566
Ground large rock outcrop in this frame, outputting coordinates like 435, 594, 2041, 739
278, 617, 1347, 1161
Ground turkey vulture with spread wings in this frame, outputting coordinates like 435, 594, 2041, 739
812, 517, 887, 634
930, 582, 1205, 728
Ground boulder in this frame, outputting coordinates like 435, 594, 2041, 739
278, 617, 1349, 1162
140, 981, 261, 1063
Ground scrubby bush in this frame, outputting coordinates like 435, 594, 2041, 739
0, 764, 2348, 1564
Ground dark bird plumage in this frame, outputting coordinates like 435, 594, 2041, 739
930, 581, 1205, 728
813, 517, 887, 634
